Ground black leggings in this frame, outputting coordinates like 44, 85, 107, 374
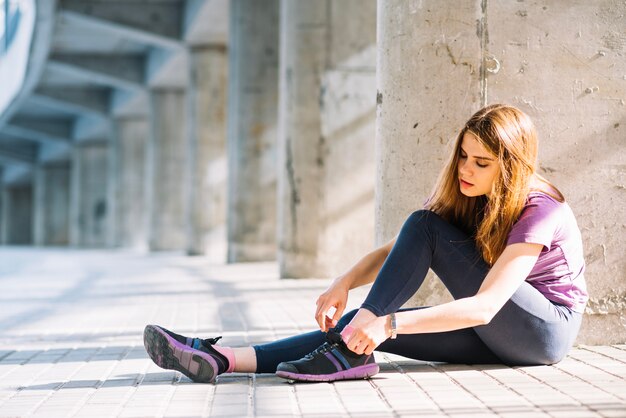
253, 210, 582, 372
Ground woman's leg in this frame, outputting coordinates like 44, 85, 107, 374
253, 330, 327, 373
356, 210, 581, 365
359, 210, 488, 316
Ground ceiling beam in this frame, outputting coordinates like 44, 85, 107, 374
0, 144, 37, 166
47, 54, 145, 91
3, 117, 73, 145
58, 0, 184, 50
30, 87, 110, 118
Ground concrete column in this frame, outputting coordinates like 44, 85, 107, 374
111, 117, 148, 249
227, 0, 279, 262
277, 0, 377, 278
315, 0, 377, 277
0, 181, 3, 244
376, 2, 482, 243
278, 0, 376, 277
185, 46, 228, 260
1, 184, 33, 245
375, 1, 483, 304
33, 163, 70, 246
146, 89, 187, 251
276, 0, 329, 278
0, 187, 6, 245
376, 1, 626, 344
69, 143, 109, 247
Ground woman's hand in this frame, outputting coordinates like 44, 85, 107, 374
315, 277, 350, 332
343, 314, 389, 355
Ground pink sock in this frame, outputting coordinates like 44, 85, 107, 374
213, 345, 236, 373
340, 325, 355, 345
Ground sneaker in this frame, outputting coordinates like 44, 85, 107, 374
275, 330, 379, 382
143, 324, 229, 383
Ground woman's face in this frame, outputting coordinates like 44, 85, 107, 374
457, 132, 500, 197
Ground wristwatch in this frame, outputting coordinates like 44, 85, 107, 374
389, 312, 397, 339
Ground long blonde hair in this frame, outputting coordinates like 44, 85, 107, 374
426, 104, 562, 265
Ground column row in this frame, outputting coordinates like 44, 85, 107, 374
1, 0, 378, 280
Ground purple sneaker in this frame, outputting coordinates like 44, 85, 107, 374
143, 324, 229, 383
275, 331, 379, 382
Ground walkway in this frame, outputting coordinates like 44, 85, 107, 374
0, 248, 624, 417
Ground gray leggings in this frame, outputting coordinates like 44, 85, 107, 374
254, 210, 582, 372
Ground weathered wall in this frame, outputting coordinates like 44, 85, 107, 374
486, 1, 626, 344
376, 0, 625, 344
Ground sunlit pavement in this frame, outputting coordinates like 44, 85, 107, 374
0, 248, 624, 417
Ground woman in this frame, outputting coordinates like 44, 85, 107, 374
143, 104, 588, 383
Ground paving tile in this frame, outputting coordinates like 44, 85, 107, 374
0, 249, 625, 417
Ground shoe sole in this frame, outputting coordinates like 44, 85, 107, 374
143, 325, 218, 383
275, 363, 379, 382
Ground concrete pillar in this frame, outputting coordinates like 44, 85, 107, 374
315, 0, 377, 277
376, 1, 626, 344
33, 163, 70, 246
276, 0, 329, 278
110, 117, 148, 249
0, 187, 6, 245
185, 46, 228, 260
1, 184, 33, 245
146, 90, 187, 251
277, 0, 377, 278
375, 1, 483, 304
69, 143, 109, 247
0, 180, 2, 244
227, 0, 279, 262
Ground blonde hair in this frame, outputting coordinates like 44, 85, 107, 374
426, 104, 563, 265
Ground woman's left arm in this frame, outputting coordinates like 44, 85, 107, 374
345, 242, 543, 355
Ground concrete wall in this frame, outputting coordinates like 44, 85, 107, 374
376, 0, 626, 344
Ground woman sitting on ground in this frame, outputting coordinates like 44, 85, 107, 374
143, 103, 588, 383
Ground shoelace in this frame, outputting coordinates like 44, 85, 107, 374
305, 332, 344, 359
305, 342, 335, 359
202, 336, 222, 346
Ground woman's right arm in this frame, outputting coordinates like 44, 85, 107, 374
315, 236, 397, 331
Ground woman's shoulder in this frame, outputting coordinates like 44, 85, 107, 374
516, 189, 567, 227
528, 176, 565, 205
526, 191, 563, 207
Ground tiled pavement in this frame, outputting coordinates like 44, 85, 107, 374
0, 248, 624, 418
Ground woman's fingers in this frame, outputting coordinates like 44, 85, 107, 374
315, 297, 330, 330
324, 316, 335, 330
331, 304, 344, 327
